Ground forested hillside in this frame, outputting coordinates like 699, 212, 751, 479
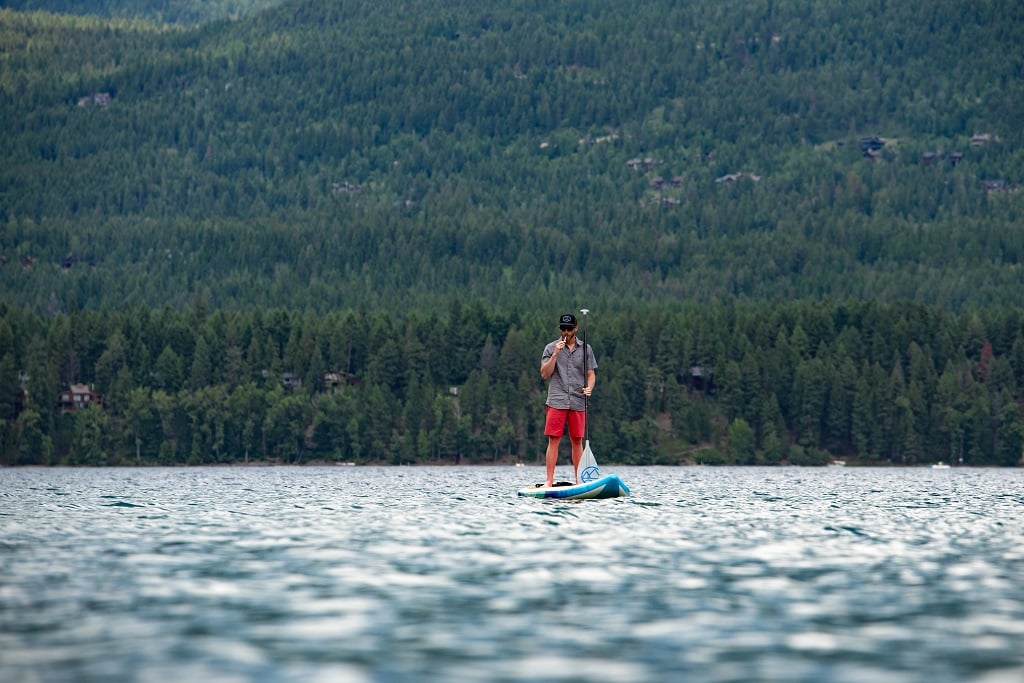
2, 1, 1024, 466
2, 0, 1023, 313
0, 0, 282, 24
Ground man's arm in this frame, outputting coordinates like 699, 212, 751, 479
540, 349, 558, 379
540, 341, 564, 380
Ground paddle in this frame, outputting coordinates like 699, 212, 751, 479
577, 308, 601, 483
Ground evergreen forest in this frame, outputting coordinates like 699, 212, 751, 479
2, 0, 1024, 466
3, 300, 1024, 467
0, 0, 278, 25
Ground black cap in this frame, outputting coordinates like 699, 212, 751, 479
559, 313, 577, 327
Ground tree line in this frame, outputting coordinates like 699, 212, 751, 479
2, 299, 1022, 468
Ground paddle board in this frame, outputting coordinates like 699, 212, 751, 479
517, 474, 630, 500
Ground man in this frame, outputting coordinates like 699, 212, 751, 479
540, 312, 597, 486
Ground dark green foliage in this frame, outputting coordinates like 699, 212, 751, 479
1, 1, 1023, 312
2, 2, 1024, 466
1, 300, 1023, 466
0, 0, 281, 25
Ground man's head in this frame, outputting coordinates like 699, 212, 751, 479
559, 313, 577, 335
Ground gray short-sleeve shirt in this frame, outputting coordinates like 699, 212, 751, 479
542, 340, 597, 411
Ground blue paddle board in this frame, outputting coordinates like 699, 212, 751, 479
517, 474, 629, 500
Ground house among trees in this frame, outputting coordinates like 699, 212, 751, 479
322, 371, 360, 388
77, 92, 112, 107
650, 176, 683, 189
627, 157, 657, 172
58, 384, 103, 413
858, 136, 887, 159
715, 172, 762, 184
686, 366, 714, 394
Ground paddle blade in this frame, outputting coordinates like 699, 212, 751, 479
577, 440, 601, 483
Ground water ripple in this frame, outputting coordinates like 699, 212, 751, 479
1, 466, 1023, 682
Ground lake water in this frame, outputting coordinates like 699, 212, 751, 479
1, 465, 1023, 682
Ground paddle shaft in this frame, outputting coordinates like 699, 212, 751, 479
581, 308, 590, 442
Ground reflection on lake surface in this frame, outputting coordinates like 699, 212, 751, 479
1, 465, 1023, 682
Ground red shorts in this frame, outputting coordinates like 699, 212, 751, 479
545, 407, 586, 438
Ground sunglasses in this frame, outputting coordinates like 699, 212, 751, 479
559, 325, 575, 331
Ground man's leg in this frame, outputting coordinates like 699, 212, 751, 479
570, 436, 583, 483
545, 435, 561, 486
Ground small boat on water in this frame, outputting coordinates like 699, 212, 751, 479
930, 462, 951, 469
